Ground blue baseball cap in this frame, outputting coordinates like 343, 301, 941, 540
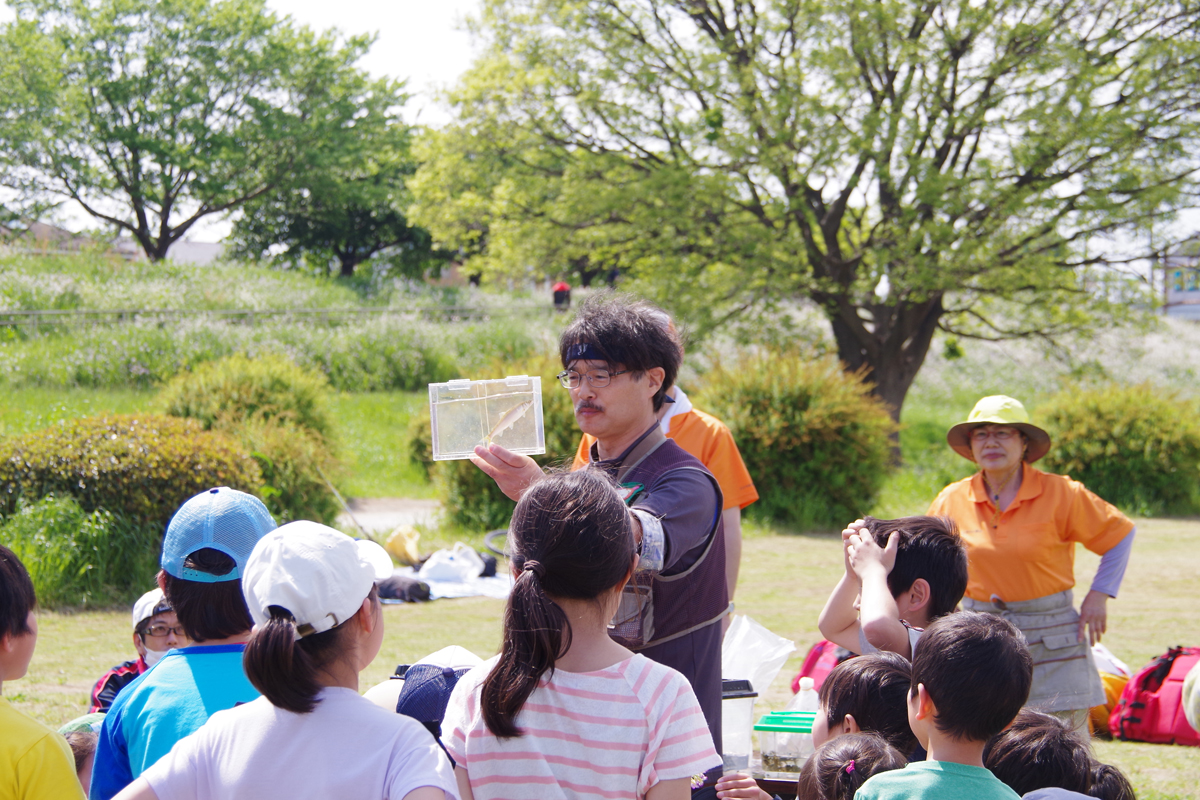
161, 487, 277, 583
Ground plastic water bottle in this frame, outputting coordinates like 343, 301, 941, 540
791, 677, 818, 764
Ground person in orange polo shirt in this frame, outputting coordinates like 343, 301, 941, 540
928, 395, 1135, 733
573, 383, 758, 601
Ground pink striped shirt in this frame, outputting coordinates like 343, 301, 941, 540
443, 653, 719, 799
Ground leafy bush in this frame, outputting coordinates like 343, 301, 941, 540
407, 353, 581, 531
231, 416, 342, 525
0, 494, 160, 608
0, 415, 262, 528
698, 353, 898, 530
158, 354, 342, 524
1039, 383, 1200, 515
157, 352, 336, 443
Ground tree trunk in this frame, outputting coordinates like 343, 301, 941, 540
822, 294, 943, 465
338, 253, 360, 278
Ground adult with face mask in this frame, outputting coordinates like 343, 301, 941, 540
89, 589, 190, 713
928, 395, 1136, 733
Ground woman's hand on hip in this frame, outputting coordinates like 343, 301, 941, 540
1079, 589, 1109, 646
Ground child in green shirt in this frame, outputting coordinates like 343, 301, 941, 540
854, 611, 1033, 800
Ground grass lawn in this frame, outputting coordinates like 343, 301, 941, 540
13, 518, 1199, 798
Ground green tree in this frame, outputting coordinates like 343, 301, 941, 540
230, 92, 449, 278
412, 0, 1200, 417
0, 0, 399, 262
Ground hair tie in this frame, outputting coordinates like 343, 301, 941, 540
845, 760, 855, 774
522, 560, 545, 579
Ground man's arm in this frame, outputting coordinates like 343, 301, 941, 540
632, 469, 720, 575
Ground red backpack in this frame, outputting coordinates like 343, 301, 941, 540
790, 640, 855, 694
1108, 646, 1200, 746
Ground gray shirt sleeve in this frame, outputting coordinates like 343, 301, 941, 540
1090, 527, 1135, 598
632, 467, 720, 575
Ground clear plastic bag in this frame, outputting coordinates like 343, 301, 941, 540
721, 615, 797, 698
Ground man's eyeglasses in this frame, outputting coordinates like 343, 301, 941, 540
141, 623, 186, 638
557, 368, 629, 389
970, 428, 1018, 443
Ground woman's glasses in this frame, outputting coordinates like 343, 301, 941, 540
971, 428, 1018, 443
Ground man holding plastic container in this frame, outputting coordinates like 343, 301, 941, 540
471, 295, 729, 782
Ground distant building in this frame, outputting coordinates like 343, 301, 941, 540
1165, 235, 1200, 320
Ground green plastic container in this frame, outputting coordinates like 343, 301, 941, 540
754, 711, 816, 778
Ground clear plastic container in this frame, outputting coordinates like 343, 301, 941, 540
755, 712, 816, 779
720, 679, 758, 773
429, 375, 546, 461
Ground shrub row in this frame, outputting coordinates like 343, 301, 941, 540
158, 353, 343, 525
699, 354, 897, 529
0, 415, 262, 529
410, 351, 899, 532
0, 315, 537, 392
1040, 383, 1200, 516
0, 494, 161, 608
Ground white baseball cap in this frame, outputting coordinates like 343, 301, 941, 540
243, 521, 394, 640
131, 588, 170, 631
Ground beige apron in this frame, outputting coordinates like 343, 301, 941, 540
963, 589, 1105, 713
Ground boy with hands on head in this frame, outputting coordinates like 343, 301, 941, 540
818, 516, 967, 659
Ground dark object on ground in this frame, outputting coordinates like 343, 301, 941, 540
478, 552, 497, 578
377, 574, 431, 603
484, 529, 508, 557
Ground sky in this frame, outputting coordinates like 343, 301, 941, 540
263, 0, 483, 127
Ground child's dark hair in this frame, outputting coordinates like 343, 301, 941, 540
910, 611, 1032, 742
1088, 762, 1135, 800
819, 652, 917, 754
159, 549, 252, 642
0, 545, 36, 640
983, 709, 1093, 795
559, 294, 682, 412
805, 732, 907, 800
64, 731, 98, 773
861, 516, 967, 619
243, 585, 379, 714
481, 469, 636, 738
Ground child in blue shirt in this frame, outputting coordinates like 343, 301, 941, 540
90, 488, 276, 800
854, 612, 1033, 800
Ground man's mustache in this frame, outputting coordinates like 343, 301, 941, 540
575, 401, 603, 413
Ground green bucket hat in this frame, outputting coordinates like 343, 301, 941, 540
946, 395, 1051, 463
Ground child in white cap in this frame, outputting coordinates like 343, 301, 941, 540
88, 589, 189, 713
112, 521, 459, 800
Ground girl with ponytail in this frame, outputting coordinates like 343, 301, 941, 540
800, 733, 906, 800
443, 469, 719, 800
111, 522, 458, 800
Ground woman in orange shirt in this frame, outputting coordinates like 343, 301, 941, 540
928, 396, 1135, 732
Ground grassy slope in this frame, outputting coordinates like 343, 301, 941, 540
13, 520, 1199, 798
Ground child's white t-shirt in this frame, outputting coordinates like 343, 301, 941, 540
443, 653, 720, 800
140, 687, 458, 800
858, 621, 923, 657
